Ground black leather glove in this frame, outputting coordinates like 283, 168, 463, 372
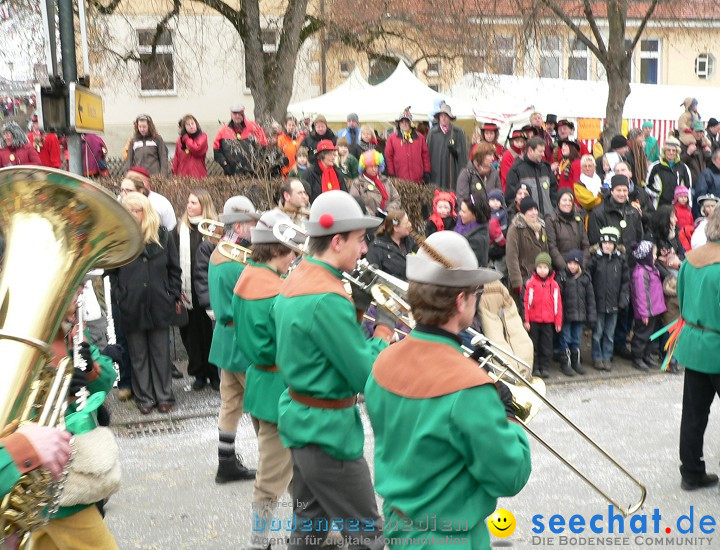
423, 171, 431, 184
495, 380, 516, 420
352, 287, 372, 313
101, 344, 124, 366
77, 342, 93, 371
69, 367, 89, 396
470, 345, 492, 372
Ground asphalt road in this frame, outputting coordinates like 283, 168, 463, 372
101, 359, 720, 550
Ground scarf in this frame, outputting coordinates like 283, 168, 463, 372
179, 216, 202, 309
364, 173, 389, 210
579, 172, 602, 196
440, 124, 450, 134
454, 217, 481, 236
559, 158, 571, 180
319, 161, 340, 193
402, 130, 413, 143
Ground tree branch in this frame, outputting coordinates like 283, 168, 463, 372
87, 0, 121, 15
194, 0, 244, 35
627, 0, 659, 53
538, 0, 605, 62
300, 14, 324, 44
582, 0, 607, 59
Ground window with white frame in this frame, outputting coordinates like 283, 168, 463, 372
462, 36, 514, 75
640, 39, 660, 84
137, 29, 174, 93
262, 29, 278, 54
568, 38, 589, 80
695, 53, 715, 79
540, 35, 562, 78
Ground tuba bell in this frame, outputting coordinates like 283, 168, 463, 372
0, 167, 143, 546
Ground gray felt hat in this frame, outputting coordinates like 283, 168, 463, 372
220, 196, 261, 224
306, 190, 381, 237
406, 231, 502, 287
251, 210, 305, 245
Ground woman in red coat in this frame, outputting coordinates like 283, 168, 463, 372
0, 121, 41, 167
556, 140, 581, 192
172, 114, 208, 178
384, 109, 430, 184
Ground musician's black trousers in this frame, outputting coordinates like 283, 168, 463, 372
679, 367, 720, 481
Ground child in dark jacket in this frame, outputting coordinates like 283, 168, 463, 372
587, 226, 630, 372
425, 189, 457, 236
488, 189, 508, 279
629, 240, 667, 371
557, 249, 597, 376
523, 252, 563, 378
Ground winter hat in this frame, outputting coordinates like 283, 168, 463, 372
642, 121, 653, 130
564, 249, 584, 266
632, 240, 655, 264
610, 135, 628, 150
708, 118, 720, 129
519, 196, 538, 214
557, 188, 575, 201
699, 193, 719, 205
692, 120, 705, 132
664, 136, 682, 149
358, 150, 386, 174
673, 185, 689, 202
314, 114, 328, 125
610, 174, 630, 189
347, 113, 359, 123
229, 104, 245, 113
220, 196, 261, 224
599, 226, 620, 244
535, 252, 552, 269
488, 189, 505, 203
396, 107, 413, 124
127, 166, 150, 180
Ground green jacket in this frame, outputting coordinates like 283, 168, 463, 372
645, 136, 660, 163
366, 329, 531, 549
233, 261, 286, 423
674, 242, 720, 374
208, 249, 250, 372
274, 256, 388, 460
0, 446, 22, 498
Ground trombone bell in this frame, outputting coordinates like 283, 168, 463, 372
217, 241, 252, 264
198, 219, 224, 240
272, 222, 308, 255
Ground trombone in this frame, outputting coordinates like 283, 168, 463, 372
217, 241, 253, 264
198, 219, 224, 241
371, 285, 647, 517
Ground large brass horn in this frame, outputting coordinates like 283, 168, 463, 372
0, 167, 143, 546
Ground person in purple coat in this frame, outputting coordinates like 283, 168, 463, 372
81, 133, 109, 178
629, 240, 667, 372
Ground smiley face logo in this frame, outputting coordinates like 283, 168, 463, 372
487, 508, 516, 538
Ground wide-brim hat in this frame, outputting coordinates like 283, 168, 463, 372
510, 129, 527, 140
316, 139, 337, 154
306, 190, 381, 237
557, 119, 575, 130
481, 122, 499, 132
251, 210, 305, 245
545, 114, 558, 124
230, 104, 245, 113
220, 196, 261, 224
406, 231, 502, 287
559, 139, 581, 153
434, 103, 456, 121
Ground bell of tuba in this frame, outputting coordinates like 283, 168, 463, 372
0, 167, 143, 545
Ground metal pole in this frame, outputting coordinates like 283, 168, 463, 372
58, 0, 77, 82
58, 0, 82, 175
40, 0, 58, 78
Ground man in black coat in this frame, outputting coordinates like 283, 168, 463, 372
299, 114, 337, 166
587, 175, 643, 251
505, 136, 558, 218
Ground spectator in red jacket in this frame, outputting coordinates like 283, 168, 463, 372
523, 251, 562, 378
27, 114, 61, 168
172, 114, 208, 178
556, 140, 582, 191
0, 121, 40, 167
500, 129, 527, 191
384, 109, 430, 184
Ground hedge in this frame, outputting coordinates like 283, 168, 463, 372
97, 176, 438, 230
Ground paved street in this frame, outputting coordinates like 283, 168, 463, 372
103, 359, 720, 550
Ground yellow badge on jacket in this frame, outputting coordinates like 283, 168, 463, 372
476, 182, 482, 190
368, 184, 375, 191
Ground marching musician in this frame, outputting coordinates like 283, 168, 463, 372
29, 285, 121, 548
208, 196, 259, 484
232, 210, 302, 549
273, 190, 394, 549
365, 231, 532, 549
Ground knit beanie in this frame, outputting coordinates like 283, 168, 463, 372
599, 226, 620, 244
535, 252, 552, 268
632, 240, 655, 265
673, 185, 689, 203
520, 196, 538, 214
558, 188, 575, 202
611, 174, 630, 189
610, 135, 628, 150
564, 249, 584, 266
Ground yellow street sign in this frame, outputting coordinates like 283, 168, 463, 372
69, 83, 104, 133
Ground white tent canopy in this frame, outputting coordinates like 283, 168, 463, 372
450, 73, 720, 121
288, 62, 477, 123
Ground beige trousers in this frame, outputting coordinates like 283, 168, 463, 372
251, 416, 293, 503
218, 370, 246, 433
29, 505, 118, 550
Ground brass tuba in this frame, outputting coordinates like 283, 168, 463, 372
0, 167, 143, 546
